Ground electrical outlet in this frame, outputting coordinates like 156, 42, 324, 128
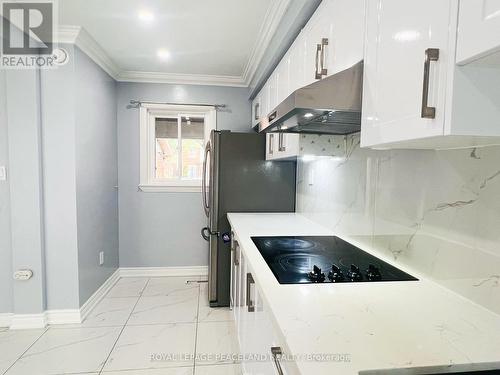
14, 269, 33, 280
0, 166, 6, 181
99, 251, 104, 266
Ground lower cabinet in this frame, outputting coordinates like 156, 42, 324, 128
231, 231, 297, 374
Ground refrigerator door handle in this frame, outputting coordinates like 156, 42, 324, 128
202, 142, 211, 217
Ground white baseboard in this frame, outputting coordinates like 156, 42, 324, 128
10, 314, 47, 330
5, 267, 207, 330
0, 313, 13, 328
45, 309, 81, 325
119, 266, 209, 278
80, 268, 121, 322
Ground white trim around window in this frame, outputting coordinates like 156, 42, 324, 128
139, 103, 216, 193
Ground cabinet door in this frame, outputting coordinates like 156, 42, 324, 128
303, 2, 334, 86
276, 55, 290, 104
288, 32, 307, 92
268, 72, 278, 112
265, 133, 277, 160
260, 82, 270, 120
327, 0, 365, 75
361, 0, 453, 147
277, 133, 300, 159
457, 0, 500, 64
230, 235, 240, 314
251, 94, 261, 128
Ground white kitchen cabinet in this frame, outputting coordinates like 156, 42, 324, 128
260, 82, 270, 124
251, 94, 261, 129
266, 133, 300, 161
287, 31, 307, 93
268, 72, 278, 114
265, 133, 277, 160
361, 0, 500, 149
231, 230, 297, 375
276, 54, 290, 105
457, 0, 500, 65
303, 0, 365, 86
303, 3, 333, 86
253, 0, 365, 128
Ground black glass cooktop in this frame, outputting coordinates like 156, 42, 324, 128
251, 236, 418, 284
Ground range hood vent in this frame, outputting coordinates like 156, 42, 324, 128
259, 61, 363, 135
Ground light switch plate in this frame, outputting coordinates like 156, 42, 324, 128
0, 166, 6, 181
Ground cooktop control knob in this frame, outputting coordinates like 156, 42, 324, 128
308, 265, 326, 283
328, 264, 344, 282
347, 264, 362, 281
366, 264, 382, 281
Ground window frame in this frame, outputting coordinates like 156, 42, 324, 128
139, 103, 216, 193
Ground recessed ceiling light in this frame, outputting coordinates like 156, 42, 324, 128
157, 48, 170, 61
138, 10, 154, 23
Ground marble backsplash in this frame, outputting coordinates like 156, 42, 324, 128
296, 134, 500, 314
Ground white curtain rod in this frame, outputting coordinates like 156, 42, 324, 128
126, 100, 226, 110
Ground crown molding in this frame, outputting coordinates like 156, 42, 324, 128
116, 70, 247, 87
242, 0, 292, 86
57, 25, 120, 80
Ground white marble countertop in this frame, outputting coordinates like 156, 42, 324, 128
227, 213, 500, 375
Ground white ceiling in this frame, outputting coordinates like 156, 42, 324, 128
59, 0, 286, 85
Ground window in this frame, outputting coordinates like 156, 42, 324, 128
139, 104, 216, 192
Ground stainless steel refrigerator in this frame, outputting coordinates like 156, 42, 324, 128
201, 130, 296, 307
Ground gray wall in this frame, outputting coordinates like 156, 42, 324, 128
40, 44, 80, 310
74, 47, 119, 305
22, 44, 119, 311
0, 70, 13, 314
117, 82, 251, 267
6, 68, 47, 314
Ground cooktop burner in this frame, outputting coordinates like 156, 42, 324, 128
251, 236, 418, 284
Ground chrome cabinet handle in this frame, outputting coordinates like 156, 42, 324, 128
320, 38, 328, 76
315, 43, 322, 79
278, 133, 286, 152
233, 240, 240, 266
421, 48, 439, 119
254, 102, 260, 121
271, 347, 284, 375
246, 273, 255, 312
269, 134, 274, 155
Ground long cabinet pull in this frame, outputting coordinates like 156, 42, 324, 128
320, 38, 328, 76
233, 240, 239, 266
278, 133, 286, 152
315, 43, 322, 79
246, 273, 255, 312
421, 48, 439, 119
271, 347, 284, 375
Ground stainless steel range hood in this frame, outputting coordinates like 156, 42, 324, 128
259, 61, 363, 135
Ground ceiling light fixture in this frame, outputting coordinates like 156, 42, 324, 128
138, 10, 154, 23
157, 48, 170, 61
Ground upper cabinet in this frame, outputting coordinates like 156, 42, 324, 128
361, 0, 452, 147
361, 0, 500, 149
251, 93, 261, 128
251, 0, 365, 127
456, 0, 500, 65
303, 0, 365, 86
